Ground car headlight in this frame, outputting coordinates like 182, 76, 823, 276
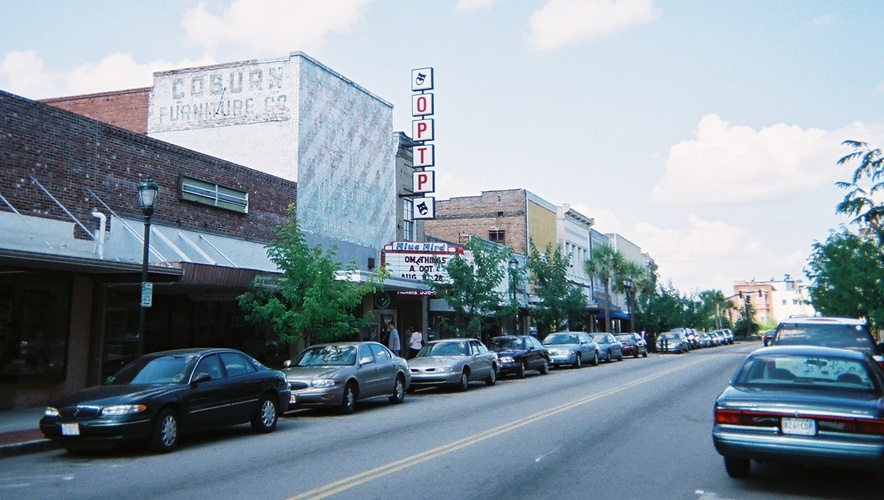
436, 366, 454, 373
500, 356, 514, 363
101, 405, 148, 416
311, 379, 339, 388
44, 407, 59, 417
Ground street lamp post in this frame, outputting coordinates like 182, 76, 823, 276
622, 277, 633, 333
137, 178, 159, 354
509, 257, 518, 335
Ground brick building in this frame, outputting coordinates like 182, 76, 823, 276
0, 89, 304, 408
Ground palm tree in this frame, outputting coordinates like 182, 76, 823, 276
585, 244, 624, 333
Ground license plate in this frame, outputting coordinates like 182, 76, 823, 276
289, 394, 296, 404
782, 417, 816, 436
61, 423, 80, 436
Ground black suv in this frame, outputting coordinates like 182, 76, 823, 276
770, 316, 884, 367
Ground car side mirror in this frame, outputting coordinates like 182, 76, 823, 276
191, 372, 211, 385
283, 360, 292, 368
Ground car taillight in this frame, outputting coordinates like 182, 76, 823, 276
715, 407, 884, 436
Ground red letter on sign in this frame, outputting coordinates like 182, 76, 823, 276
413, 171, 435, 194
414, 145, 434, 167
412, 119, 434, 142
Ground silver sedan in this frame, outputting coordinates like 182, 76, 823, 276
408, 339, 498, 391
542, 331, 600, 368
282, 341, 410, 414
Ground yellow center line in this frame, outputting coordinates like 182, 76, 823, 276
290, 356, 713, 500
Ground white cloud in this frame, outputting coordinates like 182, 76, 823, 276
455, 0, 503, 11
634, 215, 798, 293
529, 0, 660, 51
570, 203, 622, 234
183, 0, 375, 55
0, 50, 59, 98
650, 114, 884, 206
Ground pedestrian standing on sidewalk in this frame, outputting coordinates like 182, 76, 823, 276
387, 321, 401, 357
407, 326, 423, 358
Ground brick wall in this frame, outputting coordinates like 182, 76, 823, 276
425, 189, 529, 253
1, 90, 295, 243
41, 88, 150, 135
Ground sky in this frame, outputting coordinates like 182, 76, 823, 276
2, 0, 884, 295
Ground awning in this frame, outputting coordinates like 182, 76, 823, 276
597, 311, 630, 321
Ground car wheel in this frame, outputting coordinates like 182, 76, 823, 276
251, 394, 278, 433
642, 349, 648, 358
339, 382, 357, 415
572, 353, 582, 369
724, 457, 750, 479
485, 366, 497, 386
458, 370, 470, 391
516, 361, 527, 379
606, 351, 612, 363
618, 351, 624, 361
388, 375, 406, 404
539, 359, 550, 375
591, 351, 599, 366
633, 349, 639, 359
149, 408, 179, 453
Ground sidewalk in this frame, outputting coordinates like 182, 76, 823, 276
0, 407, 58, 458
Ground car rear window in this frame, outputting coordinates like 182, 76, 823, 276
773, 323, 875, 352
735, 353, 876, 391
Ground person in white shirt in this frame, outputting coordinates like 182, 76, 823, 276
407, 326, 423, 358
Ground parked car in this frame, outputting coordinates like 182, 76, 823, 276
590, 333, 624, 362
615, 333, 648, 358
542, 331, 599, 368
282, 341, 410, 415
489, 335, 550, 378
697, 332, 714, 348
657, 331, 689, 353
39, 348, 290, 453
721, 329, 735, 344
769, 316, 884, 368
709, 331, 723, 346
712, 345, 884, 478
408, 339, 498, 391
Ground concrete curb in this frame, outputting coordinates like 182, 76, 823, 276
0, 439, 58, 458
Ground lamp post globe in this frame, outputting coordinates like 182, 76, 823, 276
508, 257, 518, 334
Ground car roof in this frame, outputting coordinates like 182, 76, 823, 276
778, 316, 865, 326
752, 345, 870, 360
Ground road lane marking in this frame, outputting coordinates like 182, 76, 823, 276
290, 356, 713, 500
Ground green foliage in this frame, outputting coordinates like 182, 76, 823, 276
428, 237, 511, 338
237, 206, 382, 346
584, 244, 625, 333
836, 141, 884, 246
527, 240, 586, 337
805, 228, 884, 329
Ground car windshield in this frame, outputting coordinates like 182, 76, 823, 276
774, 323, 875, 352
591, 334, 608, 343
661, 332, 680, 340
544, 334, 579, 345
294, 345, 357, 366
420, 342, 469, 357
491, 337, 523, 349
106, 354, 194, 385
734, 353, 877, 391
616, 335, 632, 343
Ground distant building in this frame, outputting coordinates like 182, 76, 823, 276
731, 276, 815, 324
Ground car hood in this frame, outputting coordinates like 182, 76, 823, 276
490, 348, 528, 357
543, 343, 579, 349
282, 366, 347, 380
50, 384, 180, 407
408, 356, 466, 368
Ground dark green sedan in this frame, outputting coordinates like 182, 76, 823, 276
39, 348, 290, 453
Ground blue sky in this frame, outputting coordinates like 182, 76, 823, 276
3, 0, 883, 294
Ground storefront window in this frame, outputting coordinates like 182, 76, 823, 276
0, 272, 71, 381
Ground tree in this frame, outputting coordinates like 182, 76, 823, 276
238, 206, 382, 346
805, 227, 884, 329
526, 240, 586, 337
428, 236, 511, 338
584, 244, 625, 333
698, 290, 734, 331
836, 141, 884, 247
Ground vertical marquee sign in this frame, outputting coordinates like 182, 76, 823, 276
411, 67, 435, 219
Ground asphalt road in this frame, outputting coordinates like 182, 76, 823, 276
2, 342, 883, 499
